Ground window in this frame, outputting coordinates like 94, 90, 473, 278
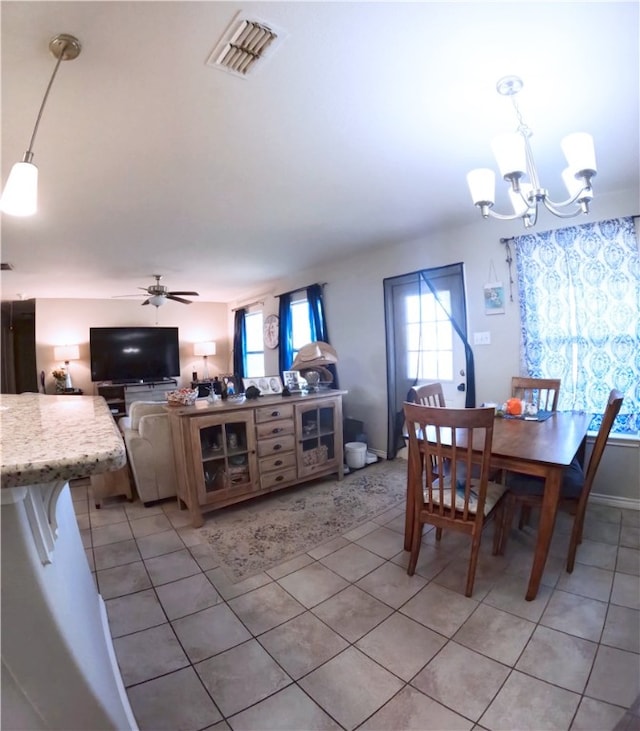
405, 292, 454, 381
515, 216, 639, 435
291, 297, 312, 361
244, 311, 264, 378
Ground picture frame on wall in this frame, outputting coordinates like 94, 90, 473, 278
483, 282, 505, 315
242, 375, 283, 395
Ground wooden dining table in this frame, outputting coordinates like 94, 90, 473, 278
403, 410, 592, 601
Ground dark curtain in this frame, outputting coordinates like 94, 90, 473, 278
278, 293, 293, 375
232, 308, 247, 379
307, 283, 339, 387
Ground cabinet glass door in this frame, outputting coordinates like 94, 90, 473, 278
296, 399, 340, 478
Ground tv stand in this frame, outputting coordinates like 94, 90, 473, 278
96, 379, 177, 417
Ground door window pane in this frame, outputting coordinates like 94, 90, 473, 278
405, 292, 453, 381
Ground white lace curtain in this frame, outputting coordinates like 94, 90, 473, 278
514, 216, 639, 435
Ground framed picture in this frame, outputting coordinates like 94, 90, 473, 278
219, 374, 241, 396
242, 375, 283, 395
484, 282, 505, 315
282, 370, 302, 392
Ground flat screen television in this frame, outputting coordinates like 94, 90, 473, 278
90, 327, 180, 383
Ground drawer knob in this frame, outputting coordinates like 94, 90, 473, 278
274, 459, 283, 466
276, 475, 283, 482
273, 444, 282, 451
271, 410, 280, 417
272, 427, 282, 434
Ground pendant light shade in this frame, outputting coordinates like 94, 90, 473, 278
0, 33, 81, 217
0, 161, 38, 216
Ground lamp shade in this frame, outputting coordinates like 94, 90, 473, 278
0, 161, 38, 216
54, 344, 79, 362
467, 168, 495, 206
148, 295, 166, 307
561, 133, 597, 176
491, 133, 527, 180
194, 341, 216, 357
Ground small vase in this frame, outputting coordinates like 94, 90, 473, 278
55, 379, 66, 393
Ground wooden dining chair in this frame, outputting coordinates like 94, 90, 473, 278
511, 376, 561, 412
408, 382, 446, 407
403, 402, 508, 597
499, 389, 624, 572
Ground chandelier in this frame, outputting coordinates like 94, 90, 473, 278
467, 76, 596, 228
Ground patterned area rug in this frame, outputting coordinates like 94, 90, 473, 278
199, 459, 407, 582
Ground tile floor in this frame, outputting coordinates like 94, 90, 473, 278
71, 479, 640, 731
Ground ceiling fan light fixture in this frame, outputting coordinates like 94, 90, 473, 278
0, 33, 81, 217
148, 295, 166, 307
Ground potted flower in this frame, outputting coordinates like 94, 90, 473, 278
52, 368, 67, 393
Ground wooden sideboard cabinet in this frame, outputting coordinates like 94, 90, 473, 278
168, 391, 345, 527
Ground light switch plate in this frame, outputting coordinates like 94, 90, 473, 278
473, 331, 491, 345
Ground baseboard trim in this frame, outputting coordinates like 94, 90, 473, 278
589, 493, 640, 511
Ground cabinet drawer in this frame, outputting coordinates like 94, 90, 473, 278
261, 467, 297, 490
256, 418, 294, 440
260, 451, 297, 474
255, 404, 294, 423
257, 434, 295, 457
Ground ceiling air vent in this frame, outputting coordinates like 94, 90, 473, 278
206, 12, 286, 78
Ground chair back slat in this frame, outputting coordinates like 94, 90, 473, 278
408, 382, 446, 407
511, 376, 561, 411
583, 389, 624, 495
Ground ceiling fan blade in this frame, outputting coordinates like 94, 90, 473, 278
167, 291, 199, 296
112, 294, 147, 298
166, 295, 193, 304
138, 286, 152, 292
141, 298, 151, 306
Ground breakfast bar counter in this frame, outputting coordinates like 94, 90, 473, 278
1, 393, 137, 730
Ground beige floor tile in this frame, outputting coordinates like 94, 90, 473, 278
391, 543, 456, 580
91, 521, 134, 547
586, 505, 623, 525
155, 573, 222, 620
228, 582, 305, 635
620, 525, 640, 550
621, 510, 640, 528
574, 538, 619, 570
356, 560, 428, 609
582, 517, 621, 546
89, 505, 128, 528
144, 548, 202, 586
113, 623, 189, 686
585, 645, 640, 708
571, 696, 628, 731
171, 603, 251, 663
371, 505, 406, 526
228, 683, 341, 731
483, 573, 553, 622
124, 501, 165, 520
136, 529, 186, 559
319, 543, 386, 582
611, 572, 640, 610
195, 640, 291, 717
97, 560, 152, 599
601, 604, 640, 653
307, 535, 350, 560
431, 555, 500, 601
480, 670, 580, 730
84, 547, 95, 572
106, 588, 167, 638
130, 513, 174, 538
616, 546, 640, 576
342, 520, 379, 542
205, 567, 273, 600
454, 603, 535, 666
504, 542, 564, 588
189, 543, 221, 571
422, 528, 469, 552
355, 525, 407, 559
401, 582, 478, 637
556, 563, 614, 602
299, 646, 403, 731
75, 513, 91, 531
266, 552, 315, 580
360, 685, 473, 730
258, 611, 348, 679
277, 562, 349, 608
356, 612, 446, 681
541, 588, 608, 642
93, 538, 141, 570
412, 640, 510, 722
312, 585, 393, 643
515, 625, 597, 693
127, 666, 222, 731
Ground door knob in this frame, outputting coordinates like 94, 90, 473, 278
457, 383, 466, 392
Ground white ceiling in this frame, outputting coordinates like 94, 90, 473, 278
2, 1, 638, 304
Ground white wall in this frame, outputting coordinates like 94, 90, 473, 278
35, 299, 229, 396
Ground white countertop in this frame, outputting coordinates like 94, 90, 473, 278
0, 393, 126, 488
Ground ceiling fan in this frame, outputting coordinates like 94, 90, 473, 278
115, 274, 200, 307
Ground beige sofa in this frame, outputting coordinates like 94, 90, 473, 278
119, 401, 177, 505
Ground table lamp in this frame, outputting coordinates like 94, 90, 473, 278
54, 344, 80, 390
194, 341, 216, 380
